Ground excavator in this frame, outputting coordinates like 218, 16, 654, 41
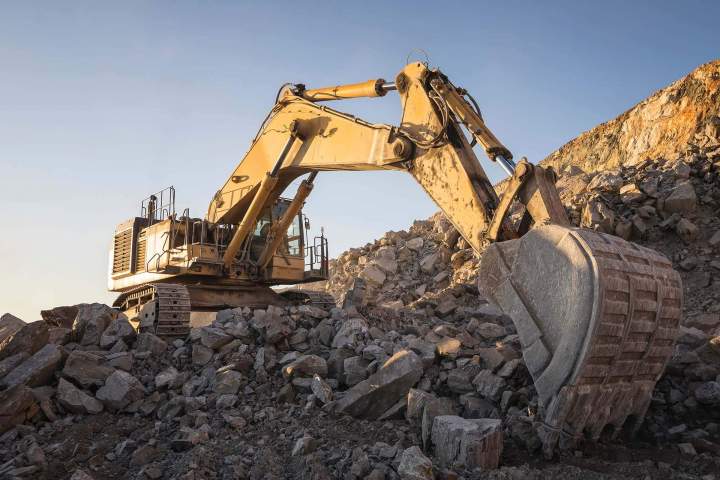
107, 62, 682, 453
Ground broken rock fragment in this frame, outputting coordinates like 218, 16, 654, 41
1, 343, 63, 389
431, 415, 503, 470
336, 349, 423, 419
57, 378, 104, 414
96, 370, 145, 410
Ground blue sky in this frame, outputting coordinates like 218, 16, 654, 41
1, 1, 718, 320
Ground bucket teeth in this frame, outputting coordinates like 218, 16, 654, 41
478, 225, 682, 455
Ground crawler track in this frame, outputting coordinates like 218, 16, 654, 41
113, 283, 191, 338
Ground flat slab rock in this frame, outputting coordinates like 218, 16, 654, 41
335, 349, 423, 420
431, 415, 503, 470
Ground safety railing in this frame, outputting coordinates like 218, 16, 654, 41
141, 186, 176, 225
305, 232, 329, 277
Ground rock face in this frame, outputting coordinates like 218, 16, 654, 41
541, 60, 720, 174
431, 416, 503, 470
336, 350, 423, 419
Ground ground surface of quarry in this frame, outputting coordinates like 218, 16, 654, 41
1, 60, 719, 479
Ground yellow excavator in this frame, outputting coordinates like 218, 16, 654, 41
107, 62, 682, 452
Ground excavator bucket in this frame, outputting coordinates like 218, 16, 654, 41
478, 225, 682, 455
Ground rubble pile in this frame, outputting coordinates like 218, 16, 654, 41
1, 60, 719, 479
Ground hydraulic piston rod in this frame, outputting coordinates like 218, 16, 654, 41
302, 79, 396, 102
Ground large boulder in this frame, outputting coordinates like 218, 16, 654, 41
431, 416, 503, 470
62, 350, 114, 388
0, 344, 64, 389
100, 317, 136, 349
0, 384, 38, 433
57, 378, 104, 414
282, 355, 328, 379
200, 327, 233, 350
96, 370, 145, 410
335, 350, 423, 419
41, 305, 80, 328
0, 313, 25, 344
72, 304, 122, 346
0, 321, 49, 361
135, 333, 167, 355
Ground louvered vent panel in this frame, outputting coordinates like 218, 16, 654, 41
112, 229, 133, 274
135, 231, 147, 272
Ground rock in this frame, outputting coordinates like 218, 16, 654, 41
57, 378, 103, 414
282, 355, 328, 379
291, 435, 318, 456
664, 181, 697, 214
69, 470, 95, 480
474, 322, 506, 339
62, 350, 114, 388
397, 446, 433, 480
0, 320, 49, 361
0, 352, 29, 379
40, 305, 79, 328
619, 183, 644, 203
155, 367, 179, 389
332, 317, 368, 349
437, 337, 461, 358
200, 327, 233, 350
406, 237, 423, 251
420, 253, 439, 274
96, 370, 145, 410
708, 230, 720, 248
216, 394, 238, 409
135, 333, 167, 355
343, 356, 370, 386
0, 384, 37, 433
1, 344, 63, 389
192, 344, 213, 365
422, 397, 456, 449
72, 304, 121, 346
213, 369, 243, 395
311, 374, 333, 404
431, 416, 503, 470
100, 316, 136, 349
408, 338, 437, 368
406, 389, 436, 423
360, 264, 386, 286
0, 313, 25, 344
336, 350, 423, 419
105, 352, 133, 371
676, 218, 699, 243
446, 369, 476, 394
695, 381, 720, 406
678, 442, 697, 456
472, 370, 506, 401
48, 327, 71, 345
587, 172, 623, 192
581, 200, 615, 233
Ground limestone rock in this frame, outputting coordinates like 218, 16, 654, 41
397, 446, 433, 480
57, 378, 103, 414
135, 333, 167, 355
664, 181, 697, 214
100, 316, 137, 349
336, 350, 423, 419
0, 320, 49, 362
0, 384, 37, 433
1, 344, 63, 389
0, 313, 25, 344
72, 304, 121, 346
96, 370, 145, 410
41, 305, 79, 328
200, 327, 233, 350
431, 416, 503, 470
282, 354, 328, 379
62, 350, 114, 388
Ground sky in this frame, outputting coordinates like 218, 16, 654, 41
1, 1, 718, 321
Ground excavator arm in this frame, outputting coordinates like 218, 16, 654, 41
208, 62, 567, 263
208, 63, 682, 455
